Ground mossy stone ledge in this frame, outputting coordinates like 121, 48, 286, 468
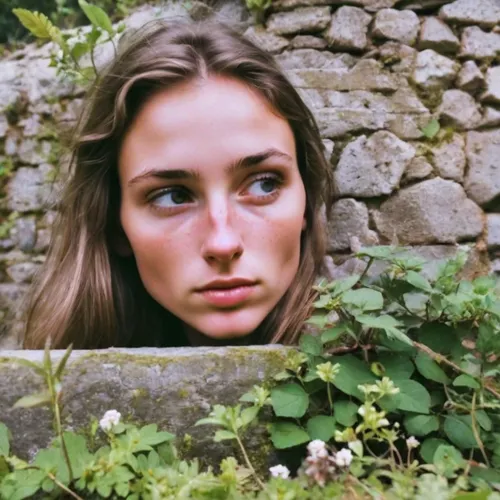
0, 346, 289, 471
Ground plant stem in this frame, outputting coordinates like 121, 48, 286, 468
327, 383, 334, 413
359, 257, 374, 283
413, 342, 500, 399
471, 392, 489, 467
46, 472, 83, 500
235, 433, 266, 490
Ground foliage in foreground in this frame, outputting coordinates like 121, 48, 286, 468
1, 246, 500, 499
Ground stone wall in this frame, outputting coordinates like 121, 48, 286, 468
0, 0, 499, 348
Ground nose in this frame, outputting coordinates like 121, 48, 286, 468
201, 203, 243, 265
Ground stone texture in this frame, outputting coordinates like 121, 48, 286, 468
11, 216, 37, 253
0, 115, 8, 138
287, 58, 406, 90
379, 42, 418, 76
275, 49, 358, 70
266, 7, 331, 35
480, 106, 500, 127
7, 167, 55, 212
273, 0, 398, 10
325, 6, 372, 51
289, 35, 328, 49
372, 9, 420, 45
439, 0, 500, 28
0, 347, 287, 467
374, 178, 484, 244
456, 60, 485, 92
0, 283, 29, 312
487, 214, 500, 249
460, 27, 500, 60
438, 89, 482, 129
412, 49, 459, 89
465, 129, 500, 206
243, 26, 289, 53
431, 133, 466, 182
334, 131, 415, 197
418, 17, 460, 53
6, 262, 41, 283
481, 66, 500, 104
403, 156, 434, 182
327, 199, 379, 251
17, 139, 52, 165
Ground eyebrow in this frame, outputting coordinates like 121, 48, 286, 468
127, 148, 293, 186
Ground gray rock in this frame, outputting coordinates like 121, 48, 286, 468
379, 42, 418, 76
243, 26, 289, 53
334, 131, 415, 197
0, 283, 29, 312
19, 114, 42, 137
17, 140, 52, 165
439, 0, 500, 28
456, 60, 485, 92
34, 228, 52, 253
273, 0, 397, 10
298, 88, 325, 108
481, 66, 500, 104
325, 6, 372, 51
7, 167, 55, 212
460, 26, 500, 60
465, 129, 500, 206
289, 35, 328, 49
0, 347, 287, 468
374, 178, 484, 244
438, 89, 482, 129
266, 7, 331, 35
403, 156, 434, 182
4, 136, 18, 157
0, 115, 8, 138
6, 262, 41, 284
412, 49, 459, 89
487, 214, 500, 249
418, 17, 460, 53
275, 49, 358, 70
372, 9, 420, 45
493, 259, 500, 274
186, 0, 213, 21
431, 133, 466, 182
480, 106, 500, 127
272, 0, 333, 10
322, 139, 335, 160
327, 198, 379, 251
11, 217, 37, 253
287, 58, 406, 90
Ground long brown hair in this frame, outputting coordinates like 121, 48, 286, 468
23, 20, 333, 349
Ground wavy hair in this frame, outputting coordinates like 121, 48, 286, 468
23, 20, 334, 349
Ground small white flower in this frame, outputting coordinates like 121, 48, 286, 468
377, 418, 390, 427
335, 448, 353, 467
99, 409, 121, 432
269, 464, 290, 479
307, 439, 328, 459
357, 406, 366, 417
406, 436, 420, 449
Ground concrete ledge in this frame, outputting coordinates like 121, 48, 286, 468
0, 346, 288, 469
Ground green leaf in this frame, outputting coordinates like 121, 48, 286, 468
321, 325, 347, 344
404, 414, 440, 437
404, 271, 433, 293
306, 415, 336, 442
330, 354, 377, 400
357, 315, 413, 345
78, 0, 114, 35
356, 246, 399, 260
444, 415, 479, 449
138, 424, 174, 446
342, 288, 384, 311
70, 42, 90, 61
333, 401, 358, 427
299, 334, 323, 356
377, 353, 415, 380
271, 383, 309, 418
214, 430, 237, 442
11, 358, 45, 377
470, 466, 500, 485
0, 423, 9, 457
12, 9, 61, 40
13, 391, 51, 409
452, 374, 480, 390
331, 274, 360, 296
62, 432, 92, 479
414, 352, 450, 384
386, 379, 431, 414
240, 406, 260, 427
417, 323, 459, 355
421, 118, 440, 139
475, 410, 492, 432
433, 444, 465, 478
420, 438, 449, 463
54, 344, 73, 380
269, 421, 310, 449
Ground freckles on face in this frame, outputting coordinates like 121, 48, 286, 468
117, 75, 307, 341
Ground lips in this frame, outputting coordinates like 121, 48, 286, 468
196, 278, 257, 308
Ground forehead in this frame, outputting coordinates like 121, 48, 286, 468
118, 75, 297, 177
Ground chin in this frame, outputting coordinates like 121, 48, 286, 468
194, 309, 266, 340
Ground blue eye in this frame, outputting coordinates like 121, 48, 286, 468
152, 188, 192, 207
246, 176, 280, 197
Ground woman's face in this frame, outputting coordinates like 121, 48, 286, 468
118, 75, 306, 341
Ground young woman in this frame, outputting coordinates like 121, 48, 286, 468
23, 20, 334, 349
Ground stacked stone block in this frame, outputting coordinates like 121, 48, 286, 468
0, 0, 499, 347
